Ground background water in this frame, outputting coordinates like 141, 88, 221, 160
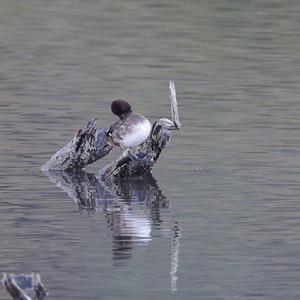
1, 0, 300, 299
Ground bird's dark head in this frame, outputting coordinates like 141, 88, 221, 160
111, 99, 132, 119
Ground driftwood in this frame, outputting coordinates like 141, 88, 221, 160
41, 122, 113, 171
2, 273, 48, 300
42, 82, 180, 178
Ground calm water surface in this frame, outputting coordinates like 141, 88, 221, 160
1, 0, 300, 299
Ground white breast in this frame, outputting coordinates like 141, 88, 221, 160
120, 119, 152, 149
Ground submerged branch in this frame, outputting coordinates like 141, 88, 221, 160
2, 273, 48, 300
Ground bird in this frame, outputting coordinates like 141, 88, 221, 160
107, 99, 152, 150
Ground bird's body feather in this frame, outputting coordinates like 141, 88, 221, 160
109, 112, 151, 149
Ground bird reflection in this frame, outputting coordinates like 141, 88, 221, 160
43, 170, 181, 290
43, 170, 170, 261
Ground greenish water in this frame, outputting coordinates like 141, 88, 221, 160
1, 0, 300, 299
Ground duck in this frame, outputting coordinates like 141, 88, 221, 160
107, 99, 152, 150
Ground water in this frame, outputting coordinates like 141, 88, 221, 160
1, 0, 300, 299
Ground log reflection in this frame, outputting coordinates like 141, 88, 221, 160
170, 223, 181, 293
43, 170, 170, 261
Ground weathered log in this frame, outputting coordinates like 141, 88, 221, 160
2, 273, 47, 300
42, 81, 180, 177
41, 119, 113, 171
